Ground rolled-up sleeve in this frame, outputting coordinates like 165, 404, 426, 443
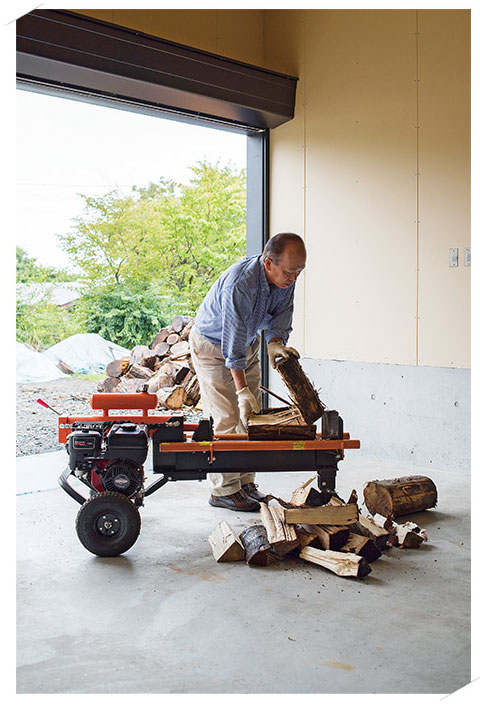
265, 286, 295, 344
220, 286, 250, 370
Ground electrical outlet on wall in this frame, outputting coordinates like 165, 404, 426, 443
464, 248, 471, 267
449, 248, 458, 267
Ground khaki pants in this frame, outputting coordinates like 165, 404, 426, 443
189, 326, 261, 496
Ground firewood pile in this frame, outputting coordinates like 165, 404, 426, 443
208, 476, 431, 578
98, 316, 201, 411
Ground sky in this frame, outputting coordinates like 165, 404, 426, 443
16, 88, 247, 270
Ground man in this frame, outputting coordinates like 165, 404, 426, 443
189, 232, 306, 512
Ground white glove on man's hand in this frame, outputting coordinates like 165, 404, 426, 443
267, 341, 300, 369
236, 386, 260, 429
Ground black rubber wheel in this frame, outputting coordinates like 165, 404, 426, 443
75, 492, 141, 557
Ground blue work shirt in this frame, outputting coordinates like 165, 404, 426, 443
195, 255, 295, 370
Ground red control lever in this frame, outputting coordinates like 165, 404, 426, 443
37, 398, 61, 416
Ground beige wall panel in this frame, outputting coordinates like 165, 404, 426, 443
416, 10, 470, 367
263, 10, 303, 76
70, 9, 264, 66
303, 10, 418, 364
270, 95, 306, 354
265, 11, 305, 353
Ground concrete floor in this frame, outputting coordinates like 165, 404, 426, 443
17, 448, 470, 694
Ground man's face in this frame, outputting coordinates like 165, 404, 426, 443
264, 246, 306, 288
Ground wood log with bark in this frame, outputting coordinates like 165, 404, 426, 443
97, 376, 120, 393
247, 407, 316, 440
170, 341, 190, 359
152, 342, 170, 358
275, 354, 326, 424
180, 317, 195, 341
363, 476, 438, 518
259, 503, 299, 555
239, 525, 271, 566
106, 359, 128, 378
166, 333, 180, 345
126, 363, 154, 380
172, 315, 191, 333
298, 546, 372, 578
185, 375, 201, 407
208, 520, 246, 562
151, 327, 170, 349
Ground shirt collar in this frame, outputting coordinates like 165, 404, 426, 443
257, 255, 271, 293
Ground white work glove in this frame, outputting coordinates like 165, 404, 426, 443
267, 340, 300, 369
236, 386, 260, 429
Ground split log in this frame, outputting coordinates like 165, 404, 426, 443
180, 318, 195, 341
386, 520, 428, 548
291, 477, 327, 506
208, 521, 246, 562
299, 546, 371, 578
259, 503, 299, 555
139, 355, 159, 371
158, 361, 177, 377
117, 377, 147, 394
166, 333, 180, 345
239, 525, 271, 566
247, 407, 316, 440
294, 526, 321, 549
278, 503, 358, 526
174, 365, 191, 384
300, 523, 350, 551
275, 354, 326, 424
348, 514, 391, 551
151, 327, 170, 349
341, 533, 382, 562
158, 385, 187, 410
129, 345, 152, 365
126, 363, 154, 380
153, 342, 170, 358
170, 341, 190, 359
363, 476, 438, 518
144, 370, 175, 394
185, 375, 201, 407
97, 376, 120, 393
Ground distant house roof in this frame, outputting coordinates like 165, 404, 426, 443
16, 281, 83, 307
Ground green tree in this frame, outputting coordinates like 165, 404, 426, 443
16, 246, 74, 283
58, 160, 246, 313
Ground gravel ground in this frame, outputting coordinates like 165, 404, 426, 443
16, 376, 203, 457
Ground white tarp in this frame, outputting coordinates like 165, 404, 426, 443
16, 342, 68, 384
44, 333, 130, 373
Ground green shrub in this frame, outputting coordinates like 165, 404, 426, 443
77, 283, 178, 349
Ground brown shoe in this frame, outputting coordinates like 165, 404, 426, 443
242, 482, 267, 503
209, 488, 260, 512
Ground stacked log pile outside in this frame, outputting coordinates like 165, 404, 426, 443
98, 316, 201, 411
208, 477, 430, 579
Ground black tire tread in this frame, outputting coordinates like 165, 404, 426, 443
75, 491, 141, 557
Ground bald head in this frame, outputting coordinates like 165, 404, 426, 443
263, 233, 306, 288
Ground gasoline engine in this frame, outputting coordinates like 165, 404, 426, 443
66, 422, 149, 500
